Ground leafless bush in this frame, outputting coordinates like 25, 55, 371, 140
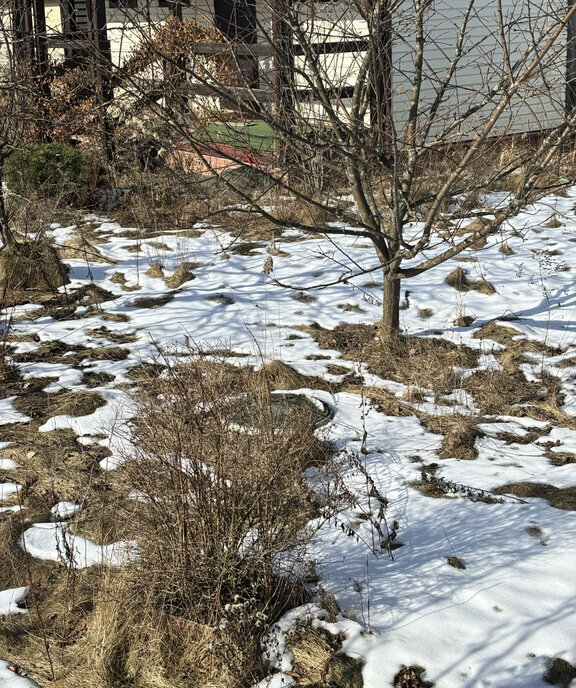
99, 351, 334, 686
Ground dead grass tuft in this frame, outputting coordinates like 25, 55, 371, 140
542, 658, 576, 687
453, 315, 476, 327
342, 386, 411, 417
462, 369, 548, 417
86, 326, 138, 344
165, 262, 196, 288
112, 173, 209, 235
285, 623, 363, 687
444, 267, 496, 294
393, 665, 434, 688
258, 359, 329, 391
57, 231, 115, 264
146, 262, 165, 279
421, 415, 483, 460
12, 389, 106, 421
127, 294, 175, 309
499, 241, 515, 255
474, 321, 524, 345
0, 237, 69, 306
303, 324, 478, 394
493, 482, 576, 510
545, 215, 565, 228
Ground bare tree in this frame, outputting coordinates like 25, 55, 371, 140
106, 0, 576, 338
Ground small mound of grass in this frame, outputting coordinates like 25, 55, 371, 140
81, 371, 116, 388
125, 361, 166, 381
493, 482, 576, 510
165, 262, 196, 288
229, 240, 266, 256
445, 267, 496, 294
453, 315, 476, 327
543, 658, 576, 687
146, 262, 165, 279
57, 232, 114, 263
393, 664, 434, 688
353, 385, 413, 417
127, 294, 175, 309
258, 359, 327, 391
86, 326, 138, 344
422, 416, 484, 461
77, 346, 131, 362
100, 311, 130, 323
474, 321, 523, 345
12, 389, 106, 422
285, 623, 364, 688
462, 368, 549, 416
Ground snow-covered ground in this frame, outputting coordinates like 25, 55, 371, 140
1, 190, 576, 687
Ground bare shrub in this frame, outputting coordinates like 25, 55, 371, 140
98, 351, 334, 686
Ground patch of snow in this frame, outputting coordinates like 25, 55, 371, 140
0, 588, 29, 616
0, 399, 30, 426
20, 523, 137, 569
0, 661, 41, 687
50, 502, 82, 521
0, 483, 21, 502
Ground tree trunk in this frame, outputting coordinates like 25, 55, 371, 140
380, 270, 401, 342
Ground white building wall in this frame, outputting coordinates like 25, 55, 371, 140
390, 0, 567, 139
293, 0, 567, 138
2, 0, 568, 137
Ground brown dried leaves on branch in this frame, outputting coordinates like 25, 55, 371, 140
124, 17, 230, 83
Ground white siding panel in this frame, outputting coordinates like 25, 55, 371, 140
390, 0, 567, 138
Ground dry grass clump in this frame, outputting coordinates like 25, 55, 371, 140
0, 518, 28, 590
0, 553, 104, 687
258, 359, 332, 392
421, 415, 484, 461
12, 389, 106, 422
354, 386, 413, 417
113, 173, 209, 235
0, 425, 113, 521
284, 623, 363, 687
81, 568, 244, 688
542, 657, 576, 687
463, 368, 572, 427
462, 368, 548, 417
146, 261, 165, 279
0, 237, 69, 306
304, 323, 478, 394
10, 283, 119, 323
56, 231, 115, 264
473, 321, 524, 345
165, 261, 196, 288
444, 266, 496, 294
473, 321, 563, 358
216, 211, 283, 241
493, 482, 576, 510
393, 665, 434, 688
127, 293, 175, 309
86, 326, 137, 344
270, 193, 347, 230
